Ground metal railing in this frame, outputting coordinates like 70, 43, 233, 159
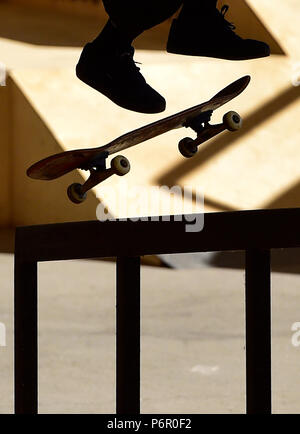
14, 208, 300, 414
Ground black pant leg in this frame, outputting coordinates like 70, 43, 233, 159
179, 0, 217, 16
102, 0, 183, 36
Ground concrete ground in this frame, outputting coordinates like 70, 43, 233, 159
1, 253, 300, 414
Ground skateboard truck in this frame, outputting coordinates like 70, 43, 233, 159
179, 110, 242, 158
67, 152, 130, 204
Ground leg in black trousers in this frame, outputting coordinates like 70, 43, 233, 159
102, 0, 183, 38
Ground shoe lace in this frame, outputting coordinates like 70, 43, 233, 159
119, 46, 142, 73
219, 5, 236, 32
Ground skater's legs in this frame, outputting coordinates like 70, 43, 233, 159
76, 0, 270, 113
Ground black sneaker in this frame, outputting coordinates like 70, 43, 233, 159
167, 4, 270, 61
76, 43, 166, 114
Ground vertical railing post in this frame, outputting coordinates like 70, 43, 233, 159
14, 257, 38, 414
116, 256, 141, 414
245, 248, 271, 414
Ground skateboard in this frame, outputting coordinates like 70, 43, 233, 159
27, 75, 250, 204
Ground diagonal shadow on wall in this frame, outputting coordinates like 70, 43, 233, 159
264, 180, 300, 210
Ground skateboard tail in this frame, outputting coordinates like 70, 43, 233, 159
27, 149, 96, 180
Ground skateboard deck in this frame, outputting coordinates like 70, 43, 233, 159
27, 75, 250, 203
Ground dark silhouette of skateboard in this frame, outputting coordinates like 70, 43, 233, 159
27, 75, 250, 204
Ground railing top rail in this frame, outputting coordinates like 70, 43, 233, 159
15, 208, 300, 262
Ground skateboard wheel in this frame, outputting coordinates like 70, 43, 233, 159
67, 183, 87, 204
178, 138, 198, 158
223, 111, 242, 131
111, 155, 130, 176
